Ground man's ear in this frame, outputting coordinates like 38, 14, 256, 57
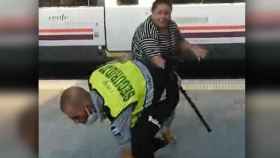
84, 103, 94, 114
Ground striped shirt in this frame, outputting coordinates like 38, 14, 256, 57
131, 16, 184, 62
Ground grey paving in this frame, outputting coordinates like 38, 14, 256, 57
39, 88, 245, 158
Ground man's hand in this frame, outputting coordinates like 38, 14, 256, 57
191, 45, 208, 62
150, 55, 166, 69
178, 41, 208, 62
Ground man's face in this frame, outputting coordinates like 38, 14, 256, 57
151, 4, 172, 30
64, 104, 89, 124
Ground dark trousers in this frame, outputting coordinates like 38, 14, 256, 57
131, 61, 180, 158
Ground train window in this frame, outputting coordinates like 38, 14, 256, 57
39, 0, 104, 7
173, 0, 244, 4
117, 0, 138, 5
203, 0, 245, 3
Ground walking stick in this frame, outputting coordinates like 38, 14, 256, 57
165, 55, 212, 132
179, 85, 212, 133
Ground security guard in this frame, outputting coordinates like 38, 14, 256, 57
60, 59, 178, 158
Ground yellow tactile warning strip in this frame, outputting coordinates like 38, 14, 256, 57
105, 51, 128, 58
182, 79, 245, 90
39, 80, 90, 90
39, 79, 245, 91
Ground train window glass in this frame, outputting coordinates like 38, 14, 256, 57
39, 0, 104, 7
117, 0, 138, 5
173, 0, 244, 4
203, 0, 245, 3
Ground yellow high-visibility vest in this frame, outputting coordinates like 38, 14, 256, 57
89, 60, 146, 127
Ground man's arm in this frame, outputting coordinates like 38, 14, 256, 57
177, 40, 208, 62
174, 26, 208, 62
110, 106, 133, 145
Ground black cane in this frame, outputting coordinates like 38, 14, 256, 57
165, 55, 212, 132
179, 86, 212, 132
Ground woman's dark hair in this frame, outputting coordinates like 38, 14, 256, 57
151, 0, 173, 11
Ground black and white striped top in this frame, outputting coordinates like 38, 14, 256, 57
131, 16, 184, 62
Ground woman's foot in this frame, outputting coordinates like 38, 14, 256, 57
161, 128, 176, 144
121, 149, 134, 158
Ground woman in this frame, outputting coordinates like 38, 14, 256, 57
131, 0, 208, 145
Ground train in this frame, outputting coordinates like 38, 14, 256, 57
39, 0, 245, 78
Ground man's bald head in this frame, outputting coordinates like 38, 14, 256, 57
60, 86, 91, 112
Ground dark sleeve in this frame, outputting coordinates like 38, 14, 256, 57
175, 24, 185, 44
169, 20, 185, 44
